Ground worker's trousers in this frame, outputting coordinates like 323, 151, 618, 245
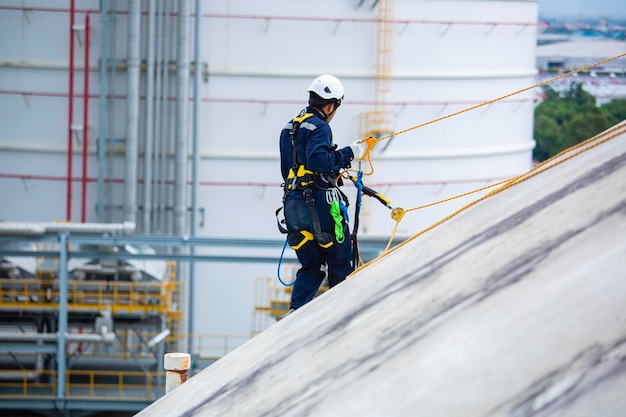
283, 187, 353, 310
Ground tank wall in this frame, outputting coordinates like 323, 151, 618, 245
196, 0, 539, 237
0, 0, 540, 335
0, 0, 539, 234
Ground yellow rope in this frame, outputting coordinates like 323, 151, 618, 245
355, 123, 626, 274
382, 178, 511, 251
367, 53, 626, 147
346, 52, 626, 275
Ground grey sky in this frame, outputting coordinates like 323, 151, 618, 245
538, 0, 626, 19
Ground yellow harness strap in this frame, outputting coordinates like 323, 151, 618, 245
290, 230, 314, 250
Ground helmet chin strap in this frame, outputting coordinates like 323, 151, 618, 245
316, 102, 339, 121
315, 106, 329, 120
327, 103, 339, 119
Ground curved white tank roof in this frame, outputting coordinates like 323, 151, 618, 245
136, 123, 626, 417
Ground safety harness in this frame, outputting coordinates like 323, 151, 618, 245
276, 110, 348, 251
276, 119, 405, 277
284, 112, 315, 192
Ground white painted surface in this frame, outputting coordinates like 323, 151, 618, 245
136, 123, 626, 416
0, 0, 542, 337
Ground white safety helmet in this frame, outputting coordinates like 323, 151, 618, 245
307, 74, 344, 103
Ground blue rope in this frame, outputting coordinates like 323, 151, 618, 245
356, 170, 364, 209
352, 170, 364, 268
277, 238, 295, 286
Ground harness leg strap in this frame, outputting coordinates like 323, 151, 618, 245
288, 230, 314, 250
303, 188, 334, 248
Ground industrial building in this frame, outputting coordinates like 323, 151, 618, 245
535, 37, 626, 104
536, 38, 626, 75
0, 0, 551, 415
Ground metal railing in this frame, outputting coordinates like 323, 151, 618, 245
0, 278, 180, 315
0, 369, 163, 400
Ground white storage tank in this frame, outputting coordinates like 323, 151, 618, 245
0, 0, 539, 335
199, 0, 539, 239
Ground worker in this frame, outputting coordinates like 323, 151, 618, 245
278, 74, 366, 316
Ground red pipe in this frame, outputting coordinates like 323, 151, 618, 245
0, 172, 512, 188
0, 6, 548, 27
0, 89, 543, 105
81, 12, 90, 223
0, 5, 99, 14
200, 97, 540, 106
202, 13, 548, 27
66, 0, 76, 221
0, 90, 124, 99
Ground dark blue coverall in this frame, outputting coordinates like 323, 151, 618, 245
279, 106, 356, 310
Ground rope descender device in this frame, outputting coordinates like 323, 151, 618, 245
358, 136, 379, 162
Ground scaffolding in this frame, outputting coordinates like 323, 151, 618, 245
360, 0, 396, 140
252, 277, 292, 335
252, 273, 331, 335
0, 247, 182, 412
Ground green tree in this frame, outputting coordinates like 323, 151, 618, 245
601, 98, 626, 126
533, 82, 624, 162
563, 107, 608, 144
564, 82, 595, 108
533, 112, 565, 162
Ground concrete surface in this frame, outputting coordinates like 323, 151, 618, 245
136, 121, 626, 417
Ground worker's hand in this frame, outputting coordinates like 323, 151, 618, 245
349, 140, 367, 160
